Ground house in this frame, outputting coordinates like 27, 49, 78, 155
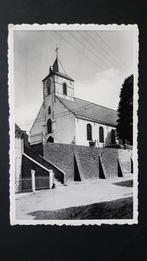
15, 124, 28, 192
30, 54, 118, 148
15, 124, 65, 192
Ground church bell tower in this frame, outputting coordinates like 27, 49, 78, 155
41, 48, 74, 143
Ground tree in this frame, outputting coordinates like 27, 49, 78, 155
116, 74, 133, 145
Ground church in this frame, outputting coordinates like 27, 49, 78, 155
16, 51, 133, 188
30, 52, 118, 148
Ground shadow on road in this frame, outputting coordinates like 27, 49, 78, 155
28, 197, 133, 220
113, 180, 133, 187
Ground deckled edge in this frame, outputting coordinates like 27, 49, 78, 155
8, 23, 139, 226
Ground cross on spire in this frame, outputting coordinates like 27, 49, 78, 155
55, 46, 59, 58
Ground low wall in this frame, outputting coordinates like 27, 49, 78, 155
118, 149, 132, 173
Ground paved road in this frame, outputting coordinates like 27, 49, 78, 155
15, 175, 133, 220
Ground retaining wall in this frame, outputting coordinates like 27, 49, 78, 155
43, 143, 130, 183
118, 149, 132, 173
22, 146, 65, 183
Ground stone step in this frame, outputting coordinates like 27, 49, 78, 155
54, 179, 64, 187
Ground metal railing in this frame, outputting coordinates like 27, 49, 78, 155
15, 171, 54, 193
15, 178, 33, 193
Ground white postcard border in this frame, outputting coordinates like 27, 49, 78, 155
9, 23, 139, 226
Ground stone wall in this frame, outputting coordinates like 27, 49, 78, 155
30, 142, 44, 156
22, 146, 65, 183
118, 149, 133, 173
43, 143, 74, 183
43, 143, 129, 183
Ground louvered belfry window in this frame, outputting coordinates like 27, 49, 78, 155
46, 79, 51, 96
87, 123, 92, 140
63, 82, 67, 95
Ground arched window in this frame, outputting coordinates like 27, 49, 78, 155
111, 129, 116, 144
47, 119, 52, 134
99, 126, 104, 142
47, 136, 54, 143
48, 106, 51, 115
87, 123, 92, 140
63, 82, 67, 95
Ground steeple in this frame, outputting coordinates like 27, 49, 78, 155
52, 46, 59, 72
52, 57, 59, 72
42, 47, 74, 107
49, 46, 59, 73
43, 49, 74, 83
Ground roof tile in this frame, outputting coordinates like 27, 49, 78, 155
57, 96, 118, 126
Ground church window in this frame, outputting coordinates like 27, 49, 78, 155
46, 79, 51, 96
47, 136, 54, 143
99, 126, 104, 142
47, 119, 52, 134
63, 82, 67, 95
111, 129, 116, 144
48, 106, 51, 115
87, 124, 92, 140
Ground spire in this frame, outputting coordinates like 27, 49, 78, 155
52, 46, 59, 72
52, 57, 59, 72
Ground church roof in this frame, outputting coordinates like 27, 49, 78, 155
52, 57, 59, 72
56, 96, 118, 127
54, 71, 74, 81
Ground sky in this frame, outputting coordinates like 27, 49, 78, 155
13, 27, 137, 133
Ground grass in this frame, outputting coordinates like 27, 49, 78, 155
28, 196, 133, 220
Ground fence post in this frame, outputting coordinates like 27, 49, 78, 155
31, 170, 35, 192
49, 170, 54, 189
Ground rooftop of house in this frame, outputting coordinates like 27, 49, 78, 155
15, 123, 28, 140
15, 123, 22, 132
56, 96, 118, 127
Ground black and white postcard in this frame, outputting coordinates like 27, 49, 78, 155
9, 24, 138, 225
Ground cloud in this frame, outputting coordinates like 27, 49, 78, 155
75, 68, 126, 110
15, 101, 42, 133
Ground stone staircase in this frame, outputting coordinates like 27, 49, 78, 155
53, 178, 65, 189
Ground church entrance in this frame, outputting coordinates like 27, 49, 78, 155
47, 136, 54, 143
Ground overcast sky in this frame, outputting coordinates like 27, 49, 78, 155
13, 27, 137, 133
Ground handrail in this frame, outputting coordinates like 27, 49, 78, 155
23, 152, 52, 172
